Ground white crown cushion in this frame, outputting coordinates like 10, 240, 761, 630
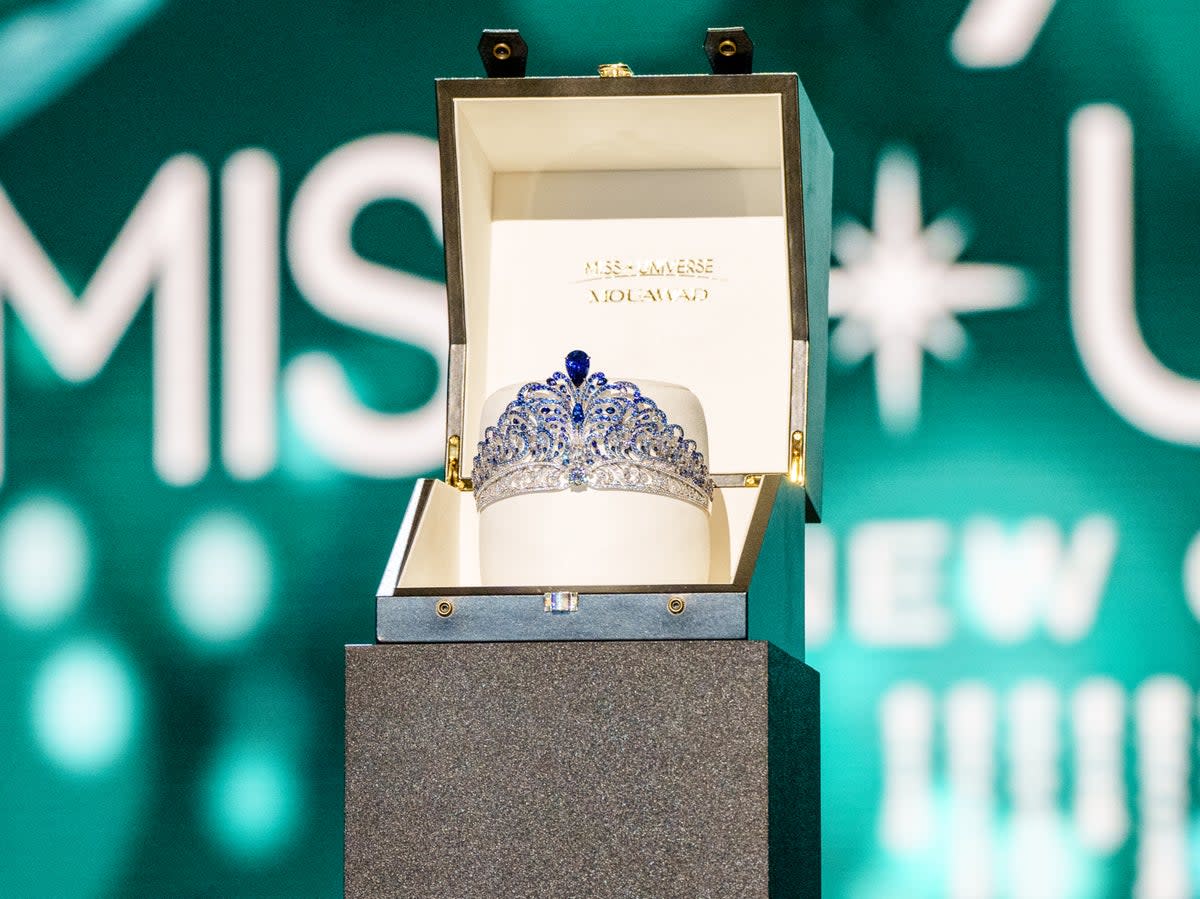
477, 378, 711, 586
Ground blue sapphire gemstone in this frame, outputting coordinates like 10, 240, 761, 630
565, 350, 590, 387
571, 402, 584, 426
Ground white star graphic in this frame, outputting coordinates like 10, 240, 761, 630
830, 146, 1031, 434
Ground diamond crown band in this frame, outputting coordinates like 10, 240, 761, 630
472, 350, 713, 512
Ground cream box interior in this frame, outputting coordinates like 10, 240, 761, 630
383, 74, 830, 596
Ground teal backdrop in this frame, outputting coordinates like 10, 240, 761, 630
1, 1, 1199, 896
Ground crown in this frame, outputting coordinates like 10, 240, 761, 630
472, 350, 714, 512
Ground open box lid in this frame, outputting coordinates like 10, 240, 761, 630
437, 71, 831, 522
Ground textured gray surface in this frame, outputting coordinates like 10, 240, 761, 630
345, 640, 818, 899
376, 591, 748, 642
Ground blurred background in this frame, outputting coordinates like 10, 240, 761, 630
0, 0, 1197, 896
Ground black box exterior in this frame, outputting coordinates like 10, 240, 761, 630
345, 640, 819, 898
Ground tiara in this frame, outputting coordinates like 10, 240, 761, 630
472, 350, 713, 512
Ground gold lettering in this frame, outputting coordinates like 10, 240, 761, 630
580, 255, 718, 303
579, 257, 721, 279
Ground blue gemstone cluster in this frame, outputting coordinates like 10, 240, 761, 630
472, 351, 713, 512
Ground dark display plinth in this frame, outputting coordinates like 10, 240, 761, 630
344, 640, 819, 898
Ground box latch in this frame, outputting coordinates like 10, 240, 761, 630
544, 591, 579, 613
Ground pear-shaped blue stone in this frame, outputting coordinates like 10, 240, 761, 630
571, 401, 584, 426
565, 350, 590, 387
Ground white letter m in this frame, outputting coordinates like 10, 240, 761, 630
0, 155, 209, 484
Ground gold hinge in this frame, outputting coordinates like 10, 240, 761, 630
788, 430, 805, 486
598, 62, 634, 77
445, 435, 473, 491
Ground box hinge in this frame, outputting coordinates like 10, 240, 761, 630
597, 62, 634, 77
445, 435, 473, 491
788, 430, 805, 486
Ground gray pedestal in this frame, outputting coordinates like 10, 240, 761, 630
345, 640, 819, 899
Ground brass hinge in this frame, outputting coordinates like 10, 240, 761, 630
598, 62, 634, 77
788, 430, 805, 486
445, 435, 473, 491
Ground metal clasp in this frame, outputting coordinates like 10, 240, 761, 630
544, 591, 579, 613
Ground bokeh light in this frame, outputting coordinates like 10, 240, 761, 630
0, 495, 88, 629
167, 511, 272, 645
31, 639, 137, 774
204, 739, 302, 861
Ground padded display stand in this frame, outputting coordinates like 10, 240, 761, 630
344, 640, 819, 899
